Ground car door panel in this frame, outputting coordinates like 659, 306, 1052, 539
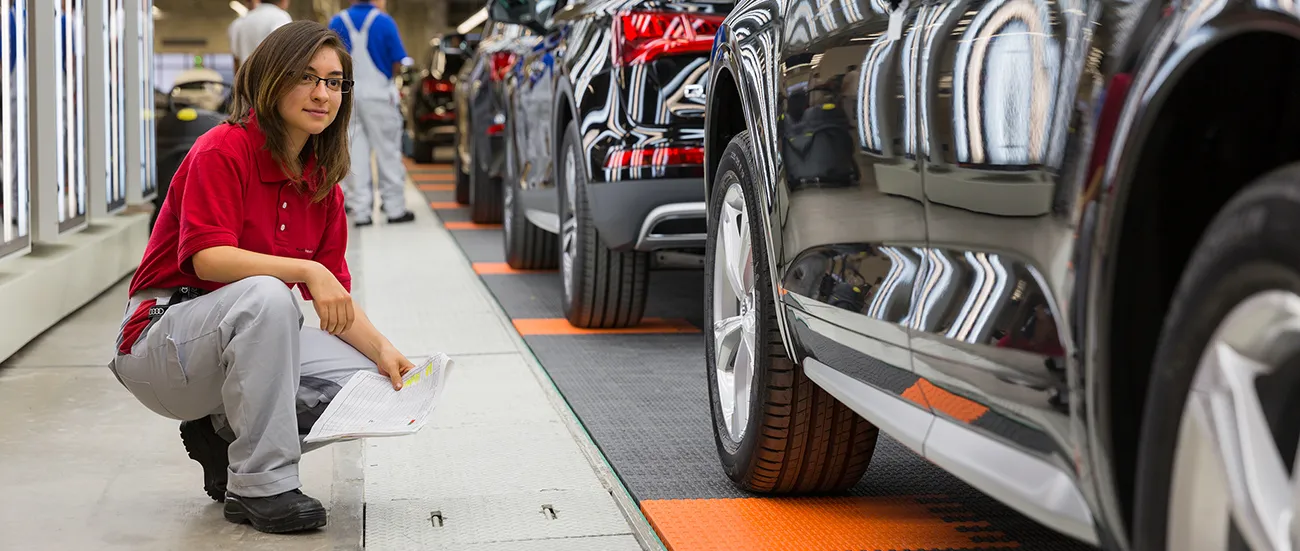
913, 0, 1097, 464
776, 0, 929, 406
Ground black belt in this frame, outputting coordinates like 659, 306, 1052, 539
147, 286, 208, 321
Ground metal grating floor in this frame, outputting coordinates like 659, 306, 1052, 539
419, 178, 1095, 551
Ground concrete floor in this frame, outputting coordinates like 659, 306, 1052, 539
0, 179, 647, 551
0, 277, 343, 551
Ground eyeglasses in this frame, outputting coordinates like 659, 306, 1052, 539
298, 73, 353, 93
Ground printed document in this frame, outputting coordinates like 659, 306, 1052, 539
303, 353, 453, 444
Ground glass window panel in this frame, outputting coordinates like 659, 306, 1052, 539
55, 0, 87, 232
0, 0, 29, 259
104, 0, 127, 211
139, 0, 156, 199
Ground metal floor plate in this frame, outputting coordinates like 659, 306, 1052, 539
418, 177, 1093, 551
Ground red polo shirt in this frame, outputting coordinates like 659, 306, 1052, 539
119, 114, 351, 354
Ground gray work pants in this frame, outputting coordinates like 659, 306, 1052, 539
346, 97, 409, 220
111, 276, 377, 498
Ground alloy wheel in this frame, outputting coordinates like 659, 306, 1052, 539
560, 147, 578, 301
712, 181, 758, 443
1169, 290, 1300, 550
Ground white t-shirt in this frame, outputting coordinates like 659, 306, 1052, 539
228, 17, 245, 60
231, 4, 292, 62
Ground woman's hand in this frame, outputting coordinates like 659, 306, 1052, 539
377, 347, 416, 390
304, 262, 355, 335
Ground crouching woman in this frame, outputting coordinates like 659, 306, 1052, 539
109, 21, 414, 534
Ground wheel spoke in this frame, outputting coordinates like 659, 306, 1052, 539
720, 200, 752, 300
731, 330, 753, 441
1192, 341, 1295, 551
714, 314, 744, 369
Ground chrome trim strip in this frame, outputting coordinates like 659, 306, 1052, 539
634, 201, 707, 250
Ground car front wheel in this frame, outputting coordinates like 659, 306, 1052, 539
1134, 166, 1300, 551
706, 130, 879, 493
453, 129, 470, 205
469, 131, 502, 224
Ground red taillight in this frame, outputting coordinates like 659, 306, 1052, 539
422, 78, 454, 94
487, 123, 505, 136
612, 11, 724, 66
490, 52, 517, 81
605, 145, 704, 169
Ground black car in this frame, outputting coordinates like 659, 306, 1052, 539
490, 0, 730, 329
452, 21, 533, 220
700, 0, 1300, 549
405, 34, 473, 163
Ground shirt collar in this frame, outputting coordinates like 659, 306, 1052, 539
244, 112, 320, 188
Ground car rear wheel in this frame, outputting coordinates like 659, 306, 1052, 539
413, 139, 435, 164
503, 165, 558, 270
706, 130, 878, 493
1134, 166, 1300, 551
556, 120, 649, 329
453, 131, 470, 205
469, 131, 502, 224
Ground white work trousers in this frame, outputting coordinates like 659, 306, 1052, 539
346, 99, 409, 221
111, 277, 379, 498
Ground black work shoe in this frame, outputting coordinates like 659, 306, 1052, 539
387, 211, 415, 224
179, 417, 229, 503
353, 218, 373, 227
224, 489, 327, 533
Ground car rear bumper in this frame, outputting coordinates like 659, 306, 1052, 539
584, 177, 707, 252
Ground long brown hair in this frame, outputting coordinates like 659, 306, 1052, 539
227, 21, 353, 202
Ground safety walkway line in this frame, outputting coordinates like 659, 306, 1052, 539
472, 262, 556, 275
513, 318, 700, 335
429, 201, 464, 210
444, 221, 502, 230
411, 173, 455, 182
640, 496, 1020, 551
417, 183, 453, 192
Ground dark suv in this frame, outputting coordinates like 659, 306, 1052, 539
701, 0, 1300, 549
490, 0, 730, 329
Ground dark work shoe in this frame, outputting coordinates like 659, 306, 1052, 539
387, 211, 415, 224
179, 417, 229, 503
353, 218, 374, 227
224, 489, 328, 533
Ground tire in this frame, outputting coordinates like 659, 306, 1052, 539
469, 132, 502, 224
413, 139, 434, 164
556, 121, 649, 329
453, 131, 470, 205
706, 130, 878, 493
1132, 165, 1300, 551
502, 127, 557, 270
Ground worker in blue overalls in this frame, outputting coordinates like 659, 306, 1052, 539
329, 0, 414, 226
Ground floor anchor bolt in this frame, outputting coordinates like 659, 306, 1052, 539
541, 504, 557, 520
429, 511, 444, 528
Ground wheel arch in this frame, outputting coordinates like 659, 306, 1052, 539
1089, 17, 1300, 541
706, 36, 798, 359
553, 78, 578, 183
